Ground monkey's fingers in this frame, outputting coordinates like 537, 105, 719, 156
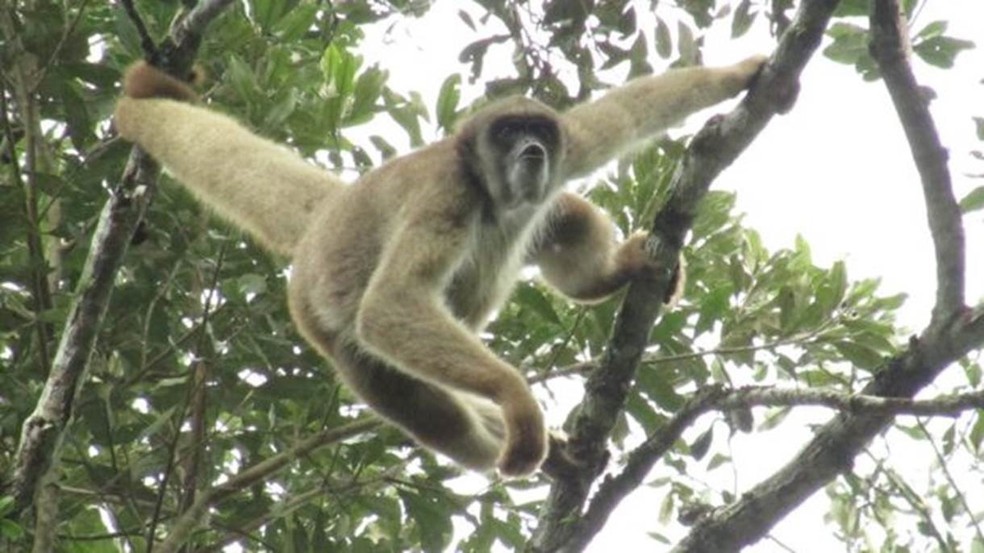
618, 231, 686, 306
730, 54, 769, 90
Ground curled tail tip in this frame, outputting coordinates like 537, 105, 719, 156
122, 61, 199, 102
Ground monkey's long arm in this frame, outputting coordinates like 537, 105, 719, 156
532, 193, 656, 302
114, 64, 343, 256
355, 214, 547, 476
560, 56, 766, 179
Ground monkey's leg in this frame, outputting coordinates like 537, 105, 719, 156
333, 346, 504, 471
353, 222, 547, 476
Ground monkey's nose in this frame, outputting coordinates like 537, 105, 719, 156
518, 144, 546, 166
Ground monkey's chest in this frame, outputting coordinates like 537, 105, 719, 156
446, 261, 519, 329
445, 217, 537, 329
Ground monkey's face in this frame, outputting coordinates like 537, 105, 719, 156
481, 115, 562, 210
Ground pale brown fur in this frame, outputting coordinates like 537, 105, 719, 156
114, 55, 765, 476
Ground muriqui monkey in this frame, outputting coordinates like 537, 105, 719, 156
114, 55, 766, 476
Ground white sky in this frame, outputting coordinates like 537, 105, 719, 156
357, 1, 984, 551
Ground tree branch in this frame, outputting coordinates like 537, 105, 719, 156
563, 381, 984, 549
6, 0, 235, 522
869, 0, 965, 321
527, 328, 828, 384
154, 416, 381, 553
530, 1, 841, 550
661, 3, 983, 550
118, 0, 157, 58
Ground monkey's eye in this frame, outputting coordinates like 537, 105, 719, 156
496, 122, 521, 140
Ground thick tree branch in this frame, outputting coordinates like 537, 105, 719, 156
564, 381, 984, 549
6, 0, 235, 521
663, 3, 982, 551
530, 1, 841, 550
869, 0, 965, 320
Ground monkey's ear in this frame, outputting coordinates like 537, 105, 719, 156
122, 61, 199, 102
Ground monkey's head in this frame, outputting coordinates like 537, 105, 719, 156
457, 98, 565, 212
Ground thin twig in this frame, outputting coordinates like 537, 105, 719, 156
915, 419, 984, 543
154, 416, 381, 553
118, 0, 157, 58
31, 0, 94, 94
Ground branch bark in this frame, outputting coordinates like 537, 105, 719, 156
530, 1, 842, 550
869, 0, 966, 321
6, 0, 235, 524
663, 2, 983, 550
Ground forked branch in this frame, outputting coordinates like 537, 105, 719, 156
6, 0, 236, 523
665, 2, 983, 551
530, 0, 843, 550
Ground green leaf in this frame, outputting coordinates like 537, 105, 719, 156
349, 66, 387, 125
58, 79, 92, 150
398, 490, 454, 551
655, 17, 672, 59
731, 0, 754, 38
819, 260, 848, 313
274, 4, 318, 41
960, 186, 984, 214
137, 406, 177, 441
759, 407, 791, 431
707, 452, 730, 470
238, 273, 268, 296
436, 74, 462, 132
514, 285, 560, 325
914, 20, 948, 40
0, 496, 13, 516
913, 35, 976, 69
834, 340, 884, 370
690, 425, 713, 460
263, 89, 298, 129
677, 21, 697, 65
695, 283, 733, 336
628, 32, 652, 77
226, 54, 259, 104
965, 361, 982, 387
250, 0, 286, 31
834, 0, 869, 17
0, 518, 24, 540
824, 23, 869, 66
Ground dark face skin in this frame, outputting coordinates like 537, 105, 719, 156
486, 115, 562, 209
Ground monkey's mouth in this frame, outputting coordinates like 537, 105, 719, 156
518, 143, 546, 163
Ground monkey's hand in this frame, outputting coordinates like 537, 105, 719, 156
617, 231, 686, 306
720, 54, 769, 95
121, 61, 199, 102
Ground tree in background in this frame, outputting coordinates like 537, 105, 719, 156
1, 0, 982, 551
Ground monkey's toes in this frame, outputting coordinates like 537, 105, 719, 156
497, 425, 548, 477
497, 443, 547, 477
